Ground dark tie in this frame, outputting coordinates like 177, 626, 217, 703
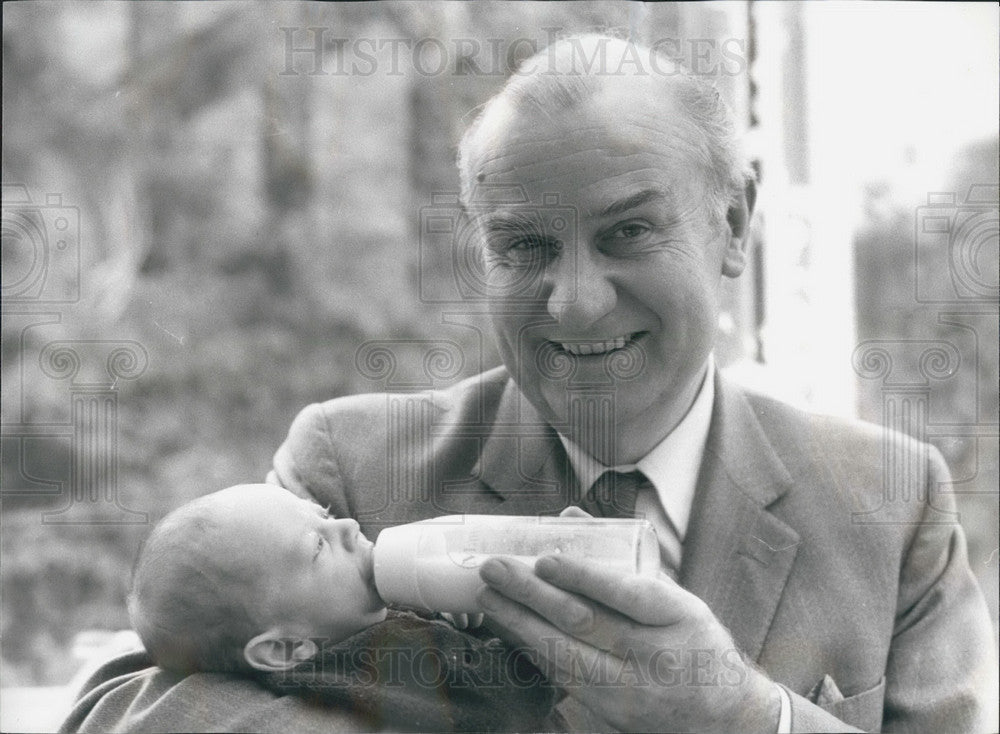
579, 469, 648, 518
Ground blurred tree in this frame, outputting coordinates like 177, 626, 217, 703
1, 1, 782, 688
853, 135, 999, 629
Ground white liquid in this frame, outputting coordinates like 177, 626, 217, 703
410, 553, 638, 613
373, 516, 658, 613
407, 555, 529, 612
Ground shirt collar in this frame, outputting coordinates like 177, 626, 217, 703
557, 356, 715, 539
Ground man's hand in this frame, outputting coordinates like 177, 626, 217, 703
477, 554, 780, 733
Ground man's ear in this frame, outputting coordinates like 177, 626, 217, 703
243, 629, 318, 672
722, 178, 757, 278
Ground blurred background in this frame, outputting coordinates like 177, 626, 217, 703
2, 0, 997, 721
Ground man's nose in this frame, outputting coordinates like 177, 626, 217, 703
545, 243, 616, 327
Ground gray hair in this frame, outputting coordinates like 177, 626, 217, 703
457, 34, 752, 222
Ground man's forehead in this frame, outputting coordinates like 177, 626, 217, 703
473, 185, 680, 226
470, 131, 699, 218
479, 74, 697, 146
470, 96, 709, 207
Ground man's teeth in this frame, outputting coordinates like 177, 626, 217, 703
559, 335, 633, 355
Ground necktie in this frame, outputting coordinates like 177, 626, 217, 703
579, 469, 648, 519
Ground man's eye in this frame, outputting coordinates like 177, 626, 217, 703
510, 238, 539, 255
611, 222, 651, 239
503, 237, 558, 263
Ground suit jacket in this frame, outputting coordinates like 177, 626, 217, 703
62, 367, 996, 733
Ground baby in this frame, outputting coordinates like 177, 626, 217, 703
128, 484, 560, 732
129, 483, 386, 674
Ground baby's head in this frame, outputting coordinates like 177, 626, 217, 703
128, 484, 386, 674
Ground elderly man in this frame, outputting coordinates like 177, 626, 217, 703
64, 35, 995, 734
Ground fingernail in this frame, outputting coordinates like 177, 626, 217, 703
534, 555, 560, 579
477, 588, 498, 611
480, 559, 509, 585
567, 604, 593, 632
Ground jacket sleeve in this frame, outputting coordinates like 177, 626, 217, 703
878, 448, 998, 733
786, 447, 997, 733
59, 651, 374, 734
267, 402, 352, 517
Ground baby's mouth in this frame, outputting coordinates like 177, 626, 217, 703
360, 541, 376, 583
360, 543, 386, 605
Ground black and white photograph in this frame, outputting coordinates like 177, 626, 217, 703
2, 2, 998, 732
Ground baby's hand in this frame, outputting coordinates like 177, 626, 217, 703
440, 612, 485, 630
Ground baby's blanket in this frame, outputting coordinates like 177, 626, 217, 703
258, 610, 561, 732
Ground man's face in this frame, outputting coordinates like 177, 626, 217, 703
209, 485, 386, 643
469, 83, 747, 459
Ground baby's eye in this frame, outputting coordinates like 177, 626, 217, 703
314, 535, 326, 559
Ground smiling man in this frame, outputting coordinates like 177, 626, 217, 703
459, 59, 753, 466
62, 34, 996, 734
266, 36, 995, 733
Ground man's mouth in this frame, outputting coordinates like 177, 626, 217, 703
557, 332, 643, 356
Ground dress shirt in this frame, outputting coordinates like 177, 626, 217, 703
557, 357, 715, 575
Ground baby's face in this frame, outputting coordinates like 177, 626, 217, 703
208, 485, 386, 642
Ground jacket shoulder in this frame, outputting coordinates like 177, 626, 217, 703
269, 367, 511, 518
732, 381, 955, 525
310, 365, 510, 429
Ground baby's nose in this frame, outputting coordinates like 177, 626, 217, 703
327, 517, 360, 548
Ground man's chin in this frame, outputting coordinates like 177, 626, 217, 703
537, 384, 650, 435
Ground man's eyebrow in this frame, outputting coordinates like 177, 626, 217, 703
598, 189, 668, 218
478, 210, 542, 234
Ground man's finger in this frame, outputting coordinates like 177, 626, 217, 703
480, 557, 661, 656
534, 554, 701, 626
478, 586, 618, 690
479, 557, 593, 632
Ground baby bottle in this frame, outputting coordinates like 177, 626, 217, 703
373, 515, 659, 613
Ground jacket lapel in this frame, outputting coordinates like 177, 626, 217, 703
476, 373, 801, 662
680, 374, 800, 662
476, 378, 574, 515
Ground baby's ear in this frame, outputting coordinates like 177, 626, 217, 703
244, 629, 318, 672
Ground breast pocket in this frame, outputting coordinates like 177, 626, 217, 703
819, 676, 886, 732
